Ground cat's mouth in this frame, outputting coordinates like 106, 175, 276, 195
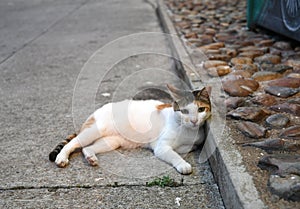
190, 123, 200, 129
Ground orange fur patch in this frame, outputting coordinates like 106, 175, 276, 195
194, 101, 211, 111
156, 103, 173, 111
66, 133, 77, 141
80, 116, 96, 132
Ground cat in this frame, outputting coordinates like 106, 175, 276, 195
49, 84, 211, 174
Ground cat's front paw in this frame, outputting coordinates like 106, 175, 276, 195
175, 161, 192, 175
82, 148, 99, 166
55, 153, 69, 168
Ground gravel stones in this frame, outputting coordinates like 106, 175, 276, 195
207, 66, 231, 77
265, 86, 300, 98
203, 60, 227, 68
261, 64, 293, 73
258, 155, 300, 177
265, 114, 289, 129
279, 125, 300, 140
227, 107, 268, 122
268, 174, 300, 202
237, 121, 266, 138
254, 54, 281, 65
225, 97, 244, 109
199, 42, 225, 50
252, 71, 282, 82
223, 77, 259, 97
231, 57, 252, 65
270, 102, 300, 116
233, 63, 258, 72
252, 94, 277, 106
267, 77, 300, 88
243, 138, 300, 153
165, 0, 300, 205
273, 41, 292, 50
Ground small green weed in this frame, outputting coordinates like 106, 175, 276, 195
146, 176, 182, 187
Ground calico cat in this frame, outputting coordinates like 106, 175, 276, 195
49, 84, 211, 174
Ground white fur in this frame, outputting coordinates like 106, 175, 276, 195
55, 99, 210, 174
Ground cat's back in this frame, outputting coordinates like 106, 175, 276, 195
94, 99, 164, 116
92, 100, 169, 143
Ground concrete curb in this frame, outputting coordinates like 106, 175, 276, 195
156, 0, 267, 208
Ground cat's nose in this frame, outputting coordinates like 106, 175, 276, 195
191, 119, 198, 125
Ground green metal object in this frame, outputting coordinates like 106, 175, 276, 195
247, 0, 266, 29
247, 0, 300, 42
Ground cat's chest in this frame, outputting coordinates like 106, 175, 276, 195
173, 128, 204, 153
162, 125, 203, 147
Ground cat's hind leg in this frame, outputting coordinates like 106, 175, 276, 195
82, 135, 122, 166
55, 124, 101, 167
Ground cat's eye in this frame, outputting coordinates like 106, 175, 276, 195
198, 107, 206, 112
180, 109, 189, 114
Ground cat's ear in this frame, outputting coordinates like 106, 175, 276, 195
193, 87, 211, 104
166, 84, 186, 101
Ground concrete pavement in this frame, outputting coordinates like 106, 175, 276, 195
0, 0, 224, 208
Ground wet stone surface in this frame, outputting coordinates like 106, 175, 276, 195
279, 125, 300, 140
258, 155, 300, 177
265, 114, 290, 129
243, 138, 300, 153
252, 94, 277, 106
265, 86, 300, 98
227, 106, 268, 122
252, 71, 282, 82
270, 102, 300, 116
268, 174, 300, 202
165, 0, 300, 206
224, 97, 244, 110
267, 77, 300, 88
237, 121, 266, 139
222, 77, 259, 97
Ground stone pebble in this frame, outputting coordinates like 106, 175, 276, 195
166, 0, 300, 203
285, 59, 300, 71
265, 86, 300, 98
268, 174, 300, 202
223, 77, 259, 97
252, 94, 277, 106
237, 121, 267, 139
203, 60, 227, 69
225, 97, 245, 109
261, 64, 293, 73
254, 54, 281, 65
258, 155, 300, 177
230, 70, 253, 78
267, 77, 300, 88
265, 114, 289, 129
207, 66, 231, 77
252, 71, 282, 82
273, 41, 292, 50
270, 103, 300, 116
199, 42, 225, 50
208, 54, 231, 61
279, 125, 300, 140
232, 63, 258, 72
231, 57, 253, 65
227, 106, 268, 122
243, 138, 300, 153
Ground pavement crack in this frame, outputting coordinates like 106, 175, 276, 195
0, 182, 204, 191
0, 0, 90, 66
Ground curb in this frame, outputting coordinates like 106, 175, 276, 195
156, 0, 267, 208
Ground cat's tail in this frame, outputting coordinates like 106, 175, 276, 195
49, 133, 77, 162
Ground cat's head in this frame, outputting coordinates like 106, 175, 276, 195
167, 84, 211, 129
